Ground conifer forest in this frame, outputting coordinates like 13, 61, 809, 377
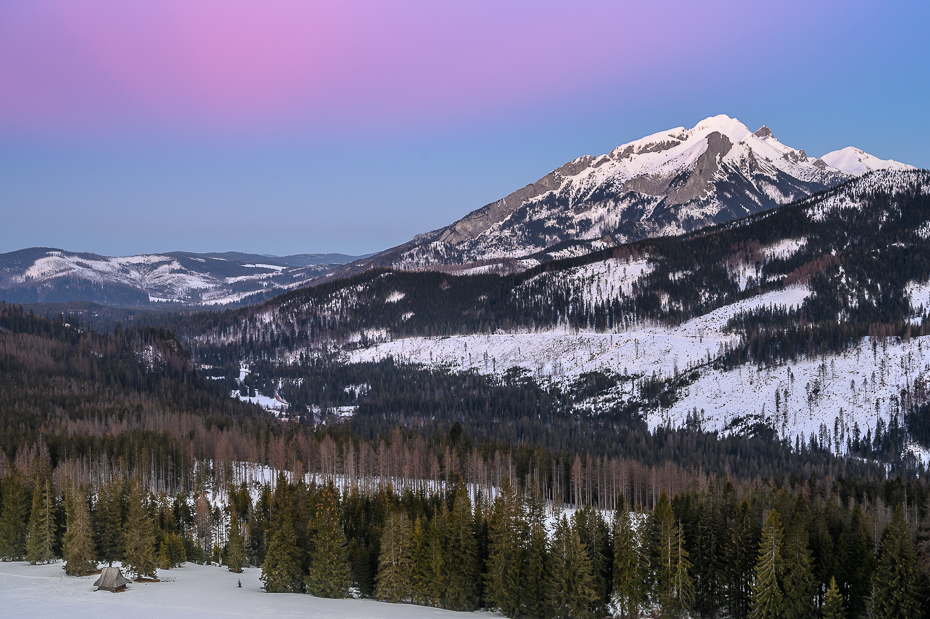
4, 174, 930, 618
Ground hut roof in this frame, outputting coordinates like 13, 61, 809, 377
94, 566, 130, 591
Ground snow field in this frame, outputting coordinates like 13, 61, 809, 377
664, 335, 930, 464
520, 257, 654, 307
0, 562, 481, 619
347, 285, 811, 382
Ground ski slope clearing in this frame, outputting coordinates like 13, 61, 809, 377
0, 562, 484, 619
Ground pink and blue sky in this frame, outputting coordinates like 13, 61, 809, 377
2, 0, 928, 256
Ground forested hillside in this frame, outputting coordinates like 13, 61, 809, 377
176, 170, 930, 470
3, 175, 930, 617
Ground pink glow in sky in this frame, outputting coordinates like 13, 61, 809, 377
1, 0, 927, 256
0, 0, 807, 139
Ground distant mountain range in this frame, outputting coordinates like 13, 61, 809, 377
355, 114, 912, 273
0, 114, 914, 307
0, 248, 370, 307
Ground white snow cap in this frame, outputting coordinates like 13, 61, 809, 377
819, 146, 914, 176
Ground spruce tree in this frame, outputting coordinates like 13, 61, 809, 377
122, 482, 158, 579
161, 531, 186, 567
723, 498, 758, 619
780, 514, 815, 619
261, 505, 304, 593
872, 506, 920, 619
375, 509, 415, 603
63, 488, 96, 576
575, 505, 612, 616
26, 477, 57, 565
0, 475, 29, 560
306, 486, 350, 598
427, 506, 449, 605
226, 510, 245, 573
94, 478, 125, 566
613, 496, 645, 619
485, 478, 525, 617
838, 506, 874, 618
649, 490, 676, 604
823, 577, 844, 619
664, 522, 694, 619
444, 488, 479, 611
157, 540, 171, 570
411, 516, 431, 605
749, 509, 785, 619
651, 490, 692, 616
548, 514, 597, 619
522, 480, 550, 619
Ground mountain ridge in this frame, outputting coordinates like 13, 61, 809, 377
0, 247, 370, 307
353, 114, 913, 274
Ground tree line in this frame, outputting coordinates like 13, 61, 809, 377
3, 462, 930, 619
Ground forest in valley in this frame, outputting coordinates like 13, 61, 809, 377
2, 301, 930, 618
4, 173, 930, 617
159, 172, 930, 470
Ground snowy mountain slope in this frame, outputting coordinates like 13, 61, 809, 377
0, 248, 366, 307
191, 169, 930, 463
820, 146, 912, 176
359, 115, 914, 272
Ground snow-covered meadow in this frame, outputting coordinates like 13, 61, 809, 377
0, 562, 486, 619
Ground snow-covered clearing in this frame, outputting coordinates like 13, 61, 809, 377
664, 335, 930, 464
347, 285, 811, 381
520, 257, 653, 305
339, 283, 930, 463
0, 562, 482, 619
232, 391, 288, 415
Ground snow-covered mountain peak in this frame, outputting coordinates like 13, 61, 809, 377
361, 115, 915, 271
819, 146, 915, 176
687, 113, 754, 144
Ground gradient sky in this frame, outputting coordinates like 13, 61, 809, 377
2, 0, 928, 257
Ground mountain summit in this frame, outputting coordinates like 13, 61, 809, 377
373, 114, 913, 270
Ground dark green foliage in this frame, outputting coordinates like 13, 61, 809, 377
780, 513, 815, 619
94, 478, 124, 566
663, 522, 693, 619
522, 481, 550, 619
427, 508, 449, 604
411, 516, 431, 604
574, 505, 612, 616
375, 509, 415, 603
650, 491, 693, 619
823, 576, 844, 619
225, 510, 245, 573
873, 506, 921, 619
0, 475, 29, 560
485, 478, 525, 617
723, 497, 759, 618
122, 482, 157, 579
613, 495, 645, 618
749, 509, 785, 619
26, 477, 57, 564
444, 488, 479, 611
548, 513, 597, 619
306, 486, 350, 598
63, 488, 96, 576
261, 505, 304, 593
